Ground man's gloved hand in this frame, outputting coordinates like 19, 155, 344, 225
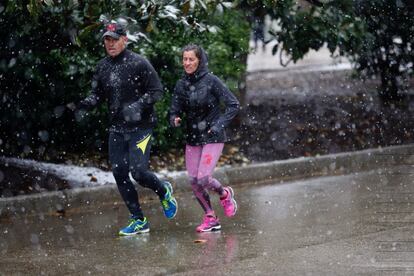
66, 102, 87, 122
122, 103, 142, 122
66, 102, 77, 111
74, 108, 87, 122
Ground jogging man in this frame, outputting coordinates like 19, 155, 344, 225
75, 20, 177, 235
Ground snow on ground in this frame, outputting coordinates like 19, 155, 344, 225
1, 157, 187, 189
2, 157, 115, 188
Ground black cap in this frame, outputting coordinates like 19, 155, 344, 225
103, 22, 127, 39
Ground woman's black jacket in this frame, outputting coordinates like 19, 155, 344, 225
170, 48, 240, 146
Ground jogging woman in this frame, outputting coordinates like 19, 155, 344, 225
170, 44, 239, 232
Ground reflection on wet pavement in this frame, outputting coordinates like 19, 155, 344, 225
2, 165, 414, 274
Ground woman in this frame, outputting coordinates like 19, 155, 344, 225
170, 44, 240, 232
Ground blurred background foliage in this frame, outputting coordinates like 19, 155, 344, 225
0, 0, 249, 161
1, 0, 413, 162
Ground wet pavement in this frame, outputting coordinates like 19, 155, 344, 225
2, 164, 414, 275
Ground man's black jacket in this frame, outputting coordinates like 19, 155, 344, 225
170, 47, 240, 146
78, 49, 163, 133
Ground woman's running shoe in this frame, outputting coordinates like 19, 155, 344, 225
196, 214, 221, 232
220, 186, 237, 217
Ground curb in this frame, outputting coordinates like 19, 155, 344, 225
2, 144, 414, 216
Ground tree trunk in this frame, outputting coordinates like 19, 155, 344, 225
379, 66, 406, 105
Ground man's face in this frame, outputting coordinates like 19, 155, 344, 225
183, 50, 200, 75
104, 36, 127, 57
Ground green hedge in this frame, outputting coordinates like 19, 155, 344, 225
0, 1, 249, 160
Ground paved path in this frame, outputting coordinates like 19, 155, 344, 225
2, 163, 414, 275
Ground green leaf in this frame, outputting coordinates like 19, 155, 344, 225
197, 0, 207, 10
44, 0, 54, 7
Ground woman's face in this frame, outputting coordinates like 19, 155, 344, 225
183, 50, 200, 74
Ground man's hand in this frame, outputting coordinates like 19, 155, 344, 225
65, 102, 86, 122
74, 109, 87, 122
123, 103, 142, 122
66, 102, 76, 111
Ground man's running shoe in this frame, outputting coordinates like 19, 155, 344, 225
220, 186, 237, 217
160, 181, 178, 219
196, 214, 221, 232
119, 217, 149, 236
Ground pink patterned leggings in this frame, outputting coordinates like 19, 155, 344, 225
185, 143, 225, 214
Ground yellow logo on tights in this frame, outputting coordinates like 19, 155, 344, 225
136, 134, 151, 154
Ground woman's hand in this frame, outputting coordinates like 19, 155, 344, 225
174, 117, 182, 127
208, 125, 220, 134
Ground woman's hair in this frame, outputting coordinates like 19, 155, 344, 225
182, 44, 202, 60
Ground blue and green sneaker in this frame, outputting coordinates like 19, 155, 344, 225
160, 181, 178, 219
119, 217, 149, 236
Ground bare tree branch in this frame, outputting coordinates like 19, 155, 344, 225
280, 49, 292, 67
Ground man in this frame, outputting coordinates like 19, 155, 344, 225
75, 20, 177, 236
